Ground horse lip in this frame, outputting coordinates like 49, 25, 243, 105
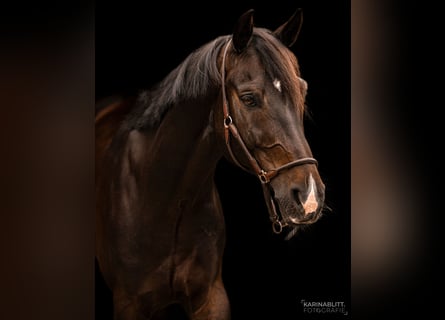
289, 214, 320, 225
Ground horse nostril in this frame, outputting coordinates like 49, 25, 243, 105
291, 188, 302, 206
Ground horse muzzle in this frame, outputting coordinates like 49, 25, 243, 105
271, 171, 325, 228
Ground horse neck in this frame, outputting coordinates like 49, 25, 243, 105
133, 96, 223, 207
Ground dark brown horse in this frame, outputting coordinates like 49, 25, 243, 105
96, 8, 325, 320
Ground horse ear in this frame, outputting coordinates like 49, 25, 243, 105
232, 9, 254, 53
274, 8, 303, 47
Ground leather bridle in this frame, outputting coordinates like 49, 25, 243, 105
220, 38, 318, 234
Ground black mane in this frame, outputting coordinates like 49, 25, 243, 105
126, 28, 304, 130
126, 36, 229, 130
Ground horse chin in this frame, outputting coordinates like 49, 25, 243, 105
282, 212, 321, 241
287, 214, 320, 225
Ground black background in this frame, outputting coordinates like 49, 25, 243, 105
96, 1, 350, 318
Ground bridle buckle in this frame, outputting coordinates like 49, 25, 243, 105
258, 170, 270, 184
224, 115, 232, 128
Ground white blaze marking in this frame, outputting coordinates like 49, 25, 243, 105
273, 79, 281, 92
302, 174, 318, 215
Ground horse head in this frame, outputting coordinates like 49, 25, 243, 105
217, 9, 325, 235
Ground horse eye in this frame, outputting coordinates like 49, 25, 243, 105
240, 94, 258, 108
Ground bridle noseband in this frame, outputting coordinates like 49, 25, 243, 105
220, 38, 318, 234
